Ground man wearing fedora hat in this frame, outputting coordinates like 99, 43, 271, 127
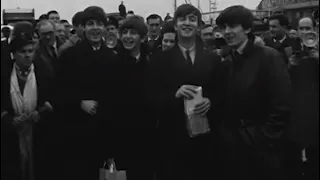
1, 21, 54, 180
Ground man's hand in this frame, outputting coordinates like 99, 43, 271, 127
288, 54, 299, 66
28, 111, 40, 123
81, 100, 98, 115
309, 49, 319, 61
38, 102, 53, 113
1, 111, 8, 120
13, 113, 29, 126
193, 98, 211, 116
175, 85, 198, 100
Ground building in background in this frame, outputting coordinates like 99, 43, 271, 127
256, 0, 319, 28
2, 8, 35, 25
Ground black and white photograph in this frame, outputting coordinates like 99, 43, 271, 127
1, 0, 319, 179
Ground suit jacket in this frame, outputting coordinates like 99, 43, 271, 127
221, 40, 292, 147
110, 44, 153, 130
1, 60, 53, 180
34, 36, 64, 79
145, 36, 162, 56
265, 36, 295, 64
1, 39, 12, 72
58, 34, 81, 55
148, 40, 222, 142
286, 54, 319, 148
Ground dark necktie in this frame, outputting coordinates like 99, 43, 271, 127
185, 50, 193, 65
232, 51, 240, 60
51, 46, 58, 59
148, 39, 156, 49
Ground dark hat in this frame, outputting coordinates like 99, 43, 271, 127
106, 16, 119, 28
10, 21, 34, 52
82, 6, 108, 26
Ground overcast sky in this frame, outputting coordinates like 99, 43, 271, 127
1, 0, 260, 23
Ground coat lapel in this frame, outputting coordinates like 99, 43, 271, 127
231, 41, 261, 94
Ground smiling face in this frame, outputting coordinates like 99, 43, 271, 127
120, 28, 141, 51
298, 18, 315, 38
220, 24, 249, 48
162, 32, 176, 51
84, 19, 105, 45
175, 14, 199, 39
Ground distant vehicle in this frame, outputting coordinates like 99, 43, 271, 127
2, 8, 35, 25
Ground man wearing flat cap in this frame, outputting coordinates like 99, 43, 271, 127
56, 6, 118, 180
1, 21, 54, 180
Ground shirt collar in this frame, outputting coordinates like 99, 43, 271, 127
15, 63, 32, 76
53, 41, 57, 49
279, 35, 287, 43
148, 36, 159, 41
273, 35, 287, 44
178, 43, 196, 53
135, 53, 141, 62
92, 44, 101, 51
235, 39, 248, 54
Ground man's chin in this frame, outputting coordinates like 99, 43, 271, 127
123, 45, 135, 51
89, 38, 102, 44
180, 33, 195, 38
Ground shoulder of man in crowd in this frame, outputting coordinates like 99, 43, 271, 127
258, 44, 289, 67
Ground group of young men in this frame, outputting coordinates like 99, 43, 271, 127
1, 2, 319, 180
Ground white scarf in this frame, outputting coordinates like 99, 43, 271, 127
10, 63, 38, 115
10, 63, 37, 180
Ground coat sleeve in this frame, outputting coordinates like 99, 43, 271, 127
54, 47, 82, 112
261, 48, 292, 141
146, 53, 180, 115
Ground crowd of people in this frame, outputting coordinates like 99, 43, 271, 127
1, 3, 319, 180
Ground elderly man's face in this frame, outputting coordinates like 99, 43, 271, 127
38, 22, 56, 46
298, 18, 315, 38
55, 23, 66, 38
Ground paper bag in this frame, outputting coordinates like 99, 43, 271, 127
100, 159, 127, 180
184, 86, 211, 138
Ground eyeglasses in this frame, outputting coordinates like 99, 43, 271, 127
40, 31, 54, 37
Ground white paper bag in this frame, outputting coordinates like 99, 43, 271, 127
184, 87, 211, 138
100, 159, 127, 180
